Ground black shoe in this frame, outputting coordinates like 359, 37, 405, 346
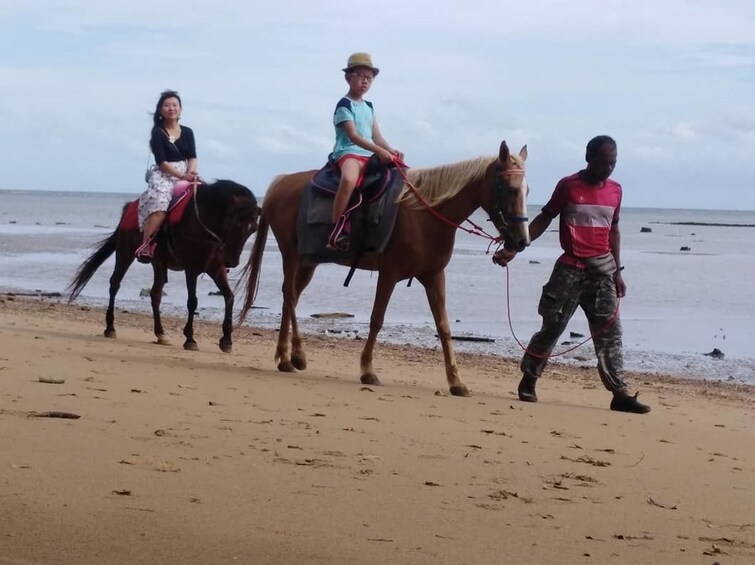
517, 374, 538, 402
610, 392, 651, 414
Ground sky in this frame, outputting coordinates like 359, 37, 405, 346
1, 0, 754, 210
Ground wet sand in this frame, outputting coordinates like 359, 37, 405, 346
1, 296, 753, 564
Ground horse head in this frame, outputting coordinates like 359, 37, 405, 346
197, 181, 260, 268
223, 199, 260, 268
488, 141, 530, 252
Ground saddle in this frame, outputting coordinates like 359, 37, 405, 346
297, 155, 405, 264
119, 182, 194, 231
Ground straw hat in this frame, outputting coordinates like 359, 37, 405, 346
342, 52, 380, 76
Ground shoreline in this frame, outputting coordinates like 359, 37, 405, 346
3, 292, 753, 396
1, 294, 753, 564
3, 290, 753, 392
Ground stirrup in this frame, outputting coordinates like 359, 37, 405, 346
327, 216, 350, 251
135, 240, 157, 264
326, 232, 350, 252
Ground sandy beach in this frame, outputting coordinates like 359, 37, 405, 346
0, 295, 753, 565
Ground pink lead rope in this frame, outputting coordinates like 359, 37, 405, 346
392, 155, 620, 359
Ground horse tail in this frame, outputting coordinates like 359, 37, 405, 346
67, 207, 126, 302
237, 211, 269, 324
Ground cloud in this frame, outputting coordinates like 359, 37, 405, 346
1, 1, 754, 209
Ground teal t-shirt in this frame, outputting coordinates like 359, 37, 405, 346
331, 97, 374, 161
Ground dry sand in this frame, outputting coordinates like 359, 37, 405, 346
1, 295, 753, 565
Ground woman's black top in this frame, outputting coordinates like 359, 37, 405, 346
150, 125, 197, 165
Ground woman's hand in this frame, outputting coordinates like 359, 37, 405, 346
182, 171, 200, 182
391, 149, 405, 163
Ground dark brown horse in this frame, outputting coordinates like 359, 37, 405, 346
68, 180, 259, 352
239, 141, 529, 395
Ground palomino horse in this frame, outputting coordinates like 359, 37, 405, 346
239, 141, 529, 395
68, 180, 259, 352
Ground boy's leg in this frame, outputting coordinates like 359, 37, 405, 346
332, 158, 364, 223
327, 157, 366, 251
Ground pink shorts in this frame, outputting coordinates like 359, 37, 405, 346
336, 154, 371, 188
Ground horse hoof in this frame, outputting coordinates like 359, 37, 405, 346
219, 343, 232, 354
360, 373, 382, 386
291, 357, 307, 371
104, 329, 116, 338
155, 336, 171, 346
278, 361, 296, 373
183, 342, 199, 351
450, 384, 471, 397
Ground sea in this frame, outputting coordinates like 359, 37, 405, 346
1, 189, 753, 385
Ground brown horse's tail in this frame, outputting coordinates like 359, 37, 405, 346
237, 211, 269, 324
66, 227, 119, 302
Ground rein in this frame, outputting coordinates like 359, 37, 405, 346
392, 158, 521, 248
191, 181, 223, 245
503, 264, 622, 359
163, 182, 225, 272
394, 157, 614, 358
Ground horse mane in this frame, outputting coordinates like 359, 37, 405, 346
196, 180, 257, 213
396, 156, 497, 209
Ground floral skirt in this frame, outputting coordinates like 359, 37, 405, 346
138, 161, 187, 229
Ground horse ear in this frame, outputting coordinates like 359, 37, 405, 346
519, 145, 528, 161
499, 141, 510, 162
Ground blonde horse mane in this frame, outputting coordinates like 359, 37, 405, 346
396, 155, 497, 209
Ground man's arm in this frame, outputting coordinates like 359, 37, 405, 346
493, 212, 553, 266
528, 212, 553, 242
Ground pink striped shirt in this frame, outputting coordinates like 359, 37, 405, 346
542, 172, 622, 268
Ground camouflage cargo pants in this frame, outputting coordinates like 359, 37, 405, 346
521, 261, 627, 393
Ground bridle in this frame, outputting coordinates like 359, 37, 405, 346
490, 162, 528, 238
191, 181, 224, 246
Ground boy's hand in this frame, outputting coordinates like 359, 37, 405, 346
376, 148, 394, 163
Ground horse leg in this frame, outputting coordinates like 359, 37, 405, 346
182, 271, 199, 351
151, 265, 170, 345
419, 270, 469, 397
290, 263, 316, 370
104, 251, 134, 338
359, 274, 397, 387
208, 268, 234, 353
276, 254, 299, 372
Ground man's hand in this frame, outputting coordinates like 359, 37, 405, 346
493, 248, 518, 267
614, 272, 626, 298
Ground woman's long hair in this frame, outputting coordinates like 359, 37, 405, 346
152, 90, 182, 127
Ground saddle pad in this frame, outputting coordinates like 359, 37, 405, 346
297, 168, 404, 264
119, 183, 194, 231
